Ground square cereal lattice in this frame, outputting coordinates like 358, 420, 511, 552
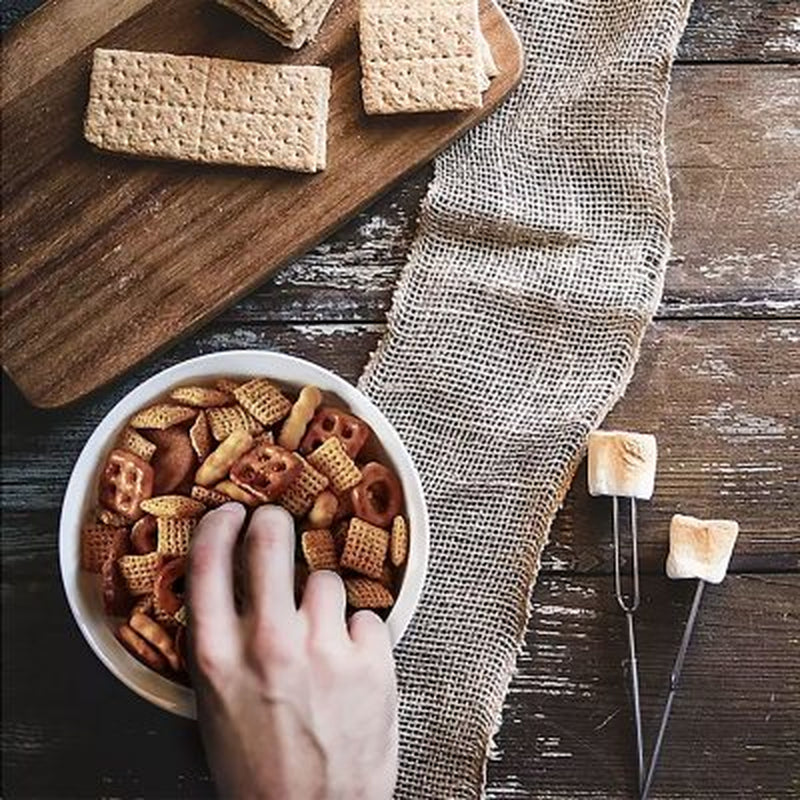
118, 552, 163, 596
302, 529, 340, 572
280, 457, 329, 516
307, 437, 362, 494
340, 518, 389, 579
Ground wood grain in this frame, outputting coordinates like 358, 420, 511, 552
486, 574, 800, 799
1, 2, 798, 799
666, 64, 800, 316
677, 0, 800, 62
3, 318, 798, 575
2, 543, 797, 797
0, 0, 523, 409
159, 63, 797, 326
6, 0, 799, 63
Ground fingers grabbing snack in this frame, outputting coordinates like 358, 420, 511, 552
81, 374, 411, 686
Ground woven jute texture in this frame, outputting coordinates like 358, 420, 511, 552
359, 1, 691, 797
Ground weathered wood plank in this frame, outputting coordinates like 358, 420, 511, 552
486, 573, 800, 799
677, 0, 800, 63
0, 0, 524, 408
207, 64, 800, 325
5, 0, 799, 63
4, 318, 798, 575
2, 552, 797, 797
665, 64, 800, 316
550, 317, 800, 575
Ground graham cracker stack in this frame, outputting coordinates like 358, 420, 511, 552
359, 0, 498, 115
216, 0, 338, 50
85, 49, 331, 173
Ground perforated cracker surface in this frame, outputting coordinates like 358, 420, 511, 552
85, 49, 331, 173
359, 0, 484, 115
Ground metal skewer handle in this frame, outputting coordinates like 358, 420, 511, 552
612, 495, 645, 791
640, 579, 706, 800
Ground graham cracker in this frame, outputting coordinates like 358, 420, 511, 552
359, 0, 485, 115
85, 49, 331, 173
217, 0, 335, 48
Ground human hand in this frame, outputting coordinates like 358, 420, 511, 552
187, 503, 399, 800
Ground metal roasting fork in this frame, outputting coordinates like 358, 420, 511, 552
611, 496, 645, 793
640, 579, 707, 800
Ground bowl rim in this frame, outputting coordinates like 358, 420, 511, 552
59, 349, 429, 718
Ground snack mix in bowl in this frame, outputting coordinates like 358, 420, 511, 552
80, 377, 410, 683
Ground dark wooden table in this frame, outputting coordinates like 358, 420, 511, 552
2, 2, 798, 798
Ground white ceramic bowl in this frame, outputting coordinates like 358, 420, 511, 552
60, 350, 429, 718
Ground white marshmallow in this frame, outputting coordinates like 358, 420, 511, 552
587, 430, 657, 500
666, 514, 739, 584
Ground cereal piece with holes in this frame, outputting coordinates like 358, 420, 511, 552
300, 406, 371, 458
230, 440, 303, 501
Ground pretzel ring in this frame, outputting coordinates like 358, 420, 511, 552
350, 462, 403, 529
154, 556, 186, 617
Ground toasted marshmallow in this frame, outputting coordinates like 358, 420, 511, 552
666, 514, 739, 584
587, 430, 657, 499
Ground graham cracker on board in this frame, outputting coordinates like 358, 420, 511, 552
217, 0, 336, 49
359, 0, 496, 115
85, 49, 331, 173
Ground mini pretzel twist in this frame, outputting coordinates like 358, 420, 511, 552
278, 386, 322, 451
129, 612, 181, 672
99, 449, 155, 520
117, 622, 169, 672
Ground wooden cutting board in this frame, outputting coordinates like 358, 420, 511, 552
1, 0, 523, 408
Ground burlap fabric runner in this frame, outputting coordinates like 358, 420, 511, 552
359, 1, 691, 796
